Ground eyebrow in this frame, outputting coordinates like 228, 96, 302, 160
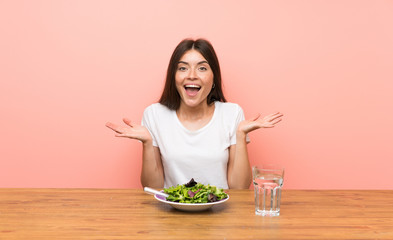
178, 60, 208, 65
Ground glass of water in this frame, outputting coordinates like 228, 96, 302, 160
252, 164, 284, 216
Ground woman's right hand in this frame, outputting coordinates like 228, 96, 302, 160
106, 118, 152, 143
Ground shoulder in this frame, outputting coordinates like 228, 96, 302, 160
215, 102, 246, 126
142, 103, 174, 129
215, 101, 243, 113
144, 103, 173, 115
143, 103, 174, 124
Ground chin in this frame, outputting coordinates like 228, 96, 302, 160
182, 99, 204, 108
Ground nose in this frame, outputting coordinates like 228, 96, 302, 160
187, 68, 198, 80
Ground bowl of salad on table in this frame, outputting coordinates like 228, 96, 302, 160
151, 178, 229, 212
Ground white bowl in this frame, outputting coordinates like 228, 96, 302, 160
154, 193, 229, 212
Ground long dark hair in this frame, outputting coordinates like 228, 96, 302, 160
159, 38, 226, 110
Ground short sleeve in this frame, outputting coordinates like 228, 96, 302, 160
229, 104, 250, 145
141, 106, 158, 147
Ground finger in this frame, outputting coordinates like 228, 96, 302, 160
123, 118, 133, 127
265, 112, 283, 122
106, 122, 122, 133
115, 133, 127, 138
251, 113, 261, 121
271, 118, 282, 125
115, 132, 134, 138
273, 112, 283, 117
268, 112, 283, 118
270, 114, 283, 122
116, 133, 140, 140
105, 122, 115, 128
259, 118, 281, 127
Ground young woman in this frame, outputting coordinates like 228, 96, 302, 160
106, 39, 283, 189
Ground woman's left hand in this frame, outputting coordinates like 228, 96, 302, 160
238, 112, 283, 134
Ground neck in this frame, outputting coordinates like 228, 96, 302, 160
177, 102, 214, 121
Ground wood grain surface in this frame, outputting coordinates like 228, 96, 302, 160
0, 189, 392, 239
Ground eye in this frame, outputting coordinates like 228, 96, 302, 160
178, 66, 187, 71
199, 66, 208, 71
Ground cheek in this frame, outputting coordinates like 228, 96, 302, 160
175, 71, 184, 83
174, 74, 181, 85
174, 76, 183, 92
204, 73, 214, 85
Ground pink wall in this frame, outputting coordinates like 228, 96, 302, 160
1, 0, 392, 189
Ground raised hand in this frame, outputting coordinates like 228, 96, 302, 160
105, 118, 152, 143
238, 112, 283, 134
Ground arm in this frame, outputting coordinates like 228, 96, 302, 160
227, 132, 252, 189
227, 112, 283, 189
140, 143, 164, 188
106, 118, 164, 188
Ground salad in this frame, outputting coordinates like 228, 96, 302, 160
164, 178, 228, 204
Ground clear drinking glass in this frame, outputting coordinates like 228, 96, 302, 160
252, 165, 284, 216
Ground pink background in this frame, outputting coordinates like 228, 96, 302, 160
1, 0, 392, 189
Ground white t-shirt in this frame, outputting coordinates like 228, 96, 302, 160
142, 101, 248, 189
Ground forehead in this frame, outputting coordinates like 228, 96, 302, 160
179, 49, 207, 63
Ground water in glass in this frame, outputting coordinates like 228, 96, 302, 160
254, 173, 283, 216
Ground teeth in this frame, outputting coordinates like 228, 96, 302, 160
185, 85, 201, 89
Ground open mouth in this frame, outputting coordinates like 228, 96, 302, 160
184, 84, 201, 96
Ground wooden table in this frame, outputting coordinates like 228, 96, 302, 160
0, 189, 392, 239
